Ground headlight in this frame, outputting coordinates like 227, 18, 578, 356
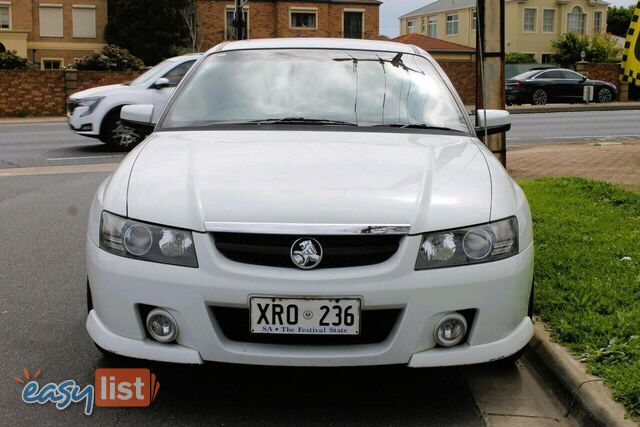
415, 217, 518, 270
100, 211, 198, 267
77, 96, 104, 116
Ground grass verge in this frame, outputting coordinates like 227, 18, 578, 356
519, 177, 640, 417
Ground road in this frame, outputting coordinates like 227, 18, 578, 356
0, 171, 577, 425
1, 109, 640, 169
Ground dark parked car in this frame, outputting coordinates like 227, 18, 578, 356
506, 68, 617, 105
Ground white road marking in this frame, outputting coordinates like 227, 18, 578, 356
47, 155, 124, 161
0, 163, 118, 177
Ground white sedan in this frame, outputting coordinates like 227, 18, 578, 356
86, 38, 534, 367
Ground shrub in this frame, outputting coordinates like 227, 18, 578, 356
506, 52, 537, 64
587, 33, 622, 63
551, 33, 590, 67
0, 50, 38, 70
71, 45, 145, 71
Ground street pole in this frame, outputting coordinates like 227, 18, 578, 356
233, 0, 247, 40
475, 0, 506, 166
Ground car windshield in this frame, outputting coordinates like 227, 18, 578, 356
160, 49, 470, 132
129, 59, 181, 86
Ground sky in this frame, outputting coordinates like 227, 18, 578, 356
380, 0, 637, 38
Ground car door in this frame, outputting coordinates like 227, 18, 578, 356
151, 60, 197, 122
558, 70, 586, 101
532, 70, 563, 101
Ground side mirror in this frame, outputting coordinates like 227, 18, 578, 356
475, 109, 511, 136
152, 77, 171, 89
121, 104, 155, 127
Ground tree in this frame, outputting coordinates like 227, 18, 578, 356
105, 0, 195, 66
71, 45, 145, 71
587, 33, 622, 63
551, 33, 590, 67
506, 52, 537, 64
0, 50, 37, 70
607, 5, 635, 37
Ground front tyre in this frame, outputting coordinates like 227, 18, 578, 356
596, 87, 613, 103
531, 89, 548, 105
101, 107, 143, 151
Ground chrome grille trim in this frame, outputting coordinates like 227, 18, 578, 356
204, 222, 411, 235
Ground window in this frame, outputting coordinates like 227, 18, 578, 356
39, 4, 63, 37
0, 4, 10, 29
446, 14, 458, 35
163, 60, 196, 86
428, 17, 437, 37
593, 11, 602, 32
41, 58, 62, 70
567, 6, 585, 34
343, 11, 363, 39
407, 19, 417, 33
543, 9, 555, 32
421, 17, 426, 33
523, 9, 537, 32
225, 8, 249, 40
472, 10, 477, 31
536, 70, 563, 79
541, 54, 554, 64
559, 69, 584, 79
290, 9, 317, 30
72, 5, 96, 38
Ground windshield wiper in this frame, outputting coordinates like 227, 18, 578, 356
373, 123, 465, 132
249, 118, 358, 126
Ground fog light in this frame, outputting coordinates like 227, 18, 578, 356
146, 308, 178, 343
434, 313, 467, 347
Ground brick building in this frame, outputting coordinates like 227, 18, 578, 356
197, 0, 381, 50
0, 0, 106, 69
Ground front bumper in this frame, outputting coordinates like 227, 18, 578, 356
86, 234, 534, 367
68, 108, 100, 137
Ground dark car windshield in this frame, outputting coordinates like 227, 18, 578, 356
159, 49, 470, 133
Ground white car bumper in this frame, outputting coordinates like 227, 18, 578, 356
68, 108, 100, 137
86, 234, 534, 367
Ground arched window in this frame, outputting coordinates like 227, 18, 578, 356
0, 42, 6, 54
567, 6, 585, 34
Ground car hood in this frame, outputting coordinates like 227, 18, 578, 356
69, 83, 130, 100
124, 130, 492, 234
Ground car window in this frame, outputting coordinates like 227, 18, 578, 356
559, 70, 584, 79
536, 70, 563, 79
160, 49, 470, 133
511, 70, 539, 80
163, 60, 197, 86
129, 59, 180, 86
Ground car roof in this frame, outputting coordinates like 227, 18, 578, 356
211, 38, 419, 55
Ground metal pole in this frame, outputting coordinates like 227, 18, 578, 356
475, 0, 506, 166
233, 0, 246, 40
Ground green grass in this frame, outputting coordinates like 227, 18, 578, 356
519, 177, 640, 417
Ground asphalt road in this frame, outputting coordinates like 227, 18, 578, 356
0, 171, 576, 425
1, 109, 639, 169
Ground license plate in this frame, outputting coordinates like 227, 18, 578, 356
250, 297, 361, 335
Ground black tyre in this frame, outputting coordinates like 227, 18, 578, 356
531, 89, 548, 105
101, 107, 144, 150
596, 87, 613, 103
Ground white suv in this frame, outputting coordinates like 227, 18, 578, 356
67, 53, 202, 149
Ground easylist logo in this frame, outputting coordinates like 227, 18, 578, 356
95, 368, 160, 407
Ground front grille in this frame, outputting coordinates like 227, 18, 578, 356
212, 233, 402, 269
211, 306, 402, 345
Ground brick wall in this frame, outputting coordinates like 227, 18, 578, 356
0, 70, 140, 117
197, 0, 380, 50
437, 60, 476, 105
585, 63, 621, 91
0, 71, 66, 116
